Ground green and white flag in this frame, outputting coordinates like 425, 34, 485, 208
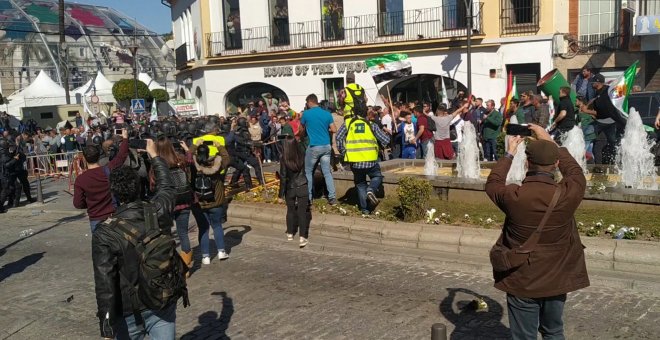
365, 54, 412, 84
608, 60, 639, 118
150, 98, 158, 122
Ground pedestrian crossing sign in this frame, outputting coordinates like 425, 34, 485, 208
131, 99, 145, 113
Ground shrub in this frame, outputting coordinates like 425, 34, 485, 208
496, 130, 506, 159
151, 89, 170, 103
397, 176, 433, 222
112, 79, 151, 103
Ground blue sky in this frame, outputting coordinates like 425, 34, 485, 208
72, 0, 172, 34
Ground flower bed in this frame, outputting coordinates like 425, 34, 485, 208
234, 186, 660, 242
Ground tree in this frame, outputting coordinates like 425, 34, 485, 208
162, 32, 173, 41
151, 89, 170, 103
112, 79, 152, 103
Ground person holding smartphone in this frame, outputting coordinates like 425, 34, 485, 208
73, 129, 130, 232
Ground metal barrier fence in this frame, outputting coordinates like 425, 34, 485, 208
26, 152, 86, 192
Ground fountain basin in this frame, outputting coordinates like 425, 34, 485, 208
331, 159, 660, 209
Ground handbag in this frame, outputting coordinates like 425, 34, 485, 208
489, 186, 562, 272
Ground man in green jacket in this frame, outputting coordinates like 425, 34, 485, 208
482, 100, 503, 161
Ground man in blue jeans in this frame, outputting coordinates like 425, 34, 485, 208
301, 94, 337, 204
336, 110, 390, 215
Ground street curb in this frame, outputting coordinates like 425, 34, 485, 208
229, 202, 660, 281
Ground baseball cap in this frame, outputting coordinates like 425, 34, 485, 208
593, 74, 605, 83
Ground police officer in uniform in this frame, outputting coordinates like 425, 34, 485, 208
335, 105, 390, 216
0, 140, 19, 212
231, 117, 265, 189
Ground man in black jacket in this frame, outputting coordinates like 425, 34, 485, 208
231, 117, 265, 188
91, 139, 177, 339
0, 140, 18, 213
579, 73, 627, 164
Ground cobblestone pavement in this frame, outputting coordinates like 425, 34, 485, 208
1, 191, 659, 339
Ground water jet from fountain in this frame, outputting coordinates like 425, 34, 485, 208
457, 122, 481, 179
616, 108, 657, 190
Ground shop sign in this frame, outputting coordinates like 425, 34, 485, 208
169, 99, 198, 115
264, 61, 367, 78
636, 15, 660, 36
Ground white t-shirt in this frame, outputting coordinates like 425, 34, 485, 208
381, 114, 393, 132
450, 115, 464, 143
403, 123, 415, 144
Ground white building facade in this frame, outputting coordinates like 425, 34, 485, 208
167, 0, 562, 115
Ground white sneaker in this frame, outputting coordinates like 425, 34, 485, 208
286, 233, 294, 241
217, 250, 229, 260
267, 160, 272, 163
299, 237, 308, 248
201, 256, 211, 265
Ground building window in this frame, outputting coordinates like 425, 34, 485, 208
378, 0, 404, 36
639, 0, 660, 16
323, 78, 344, 106
40, 112, 54, 120
67, 111, 78, 117
321, 0, 344, 41
270, 0, 290, 46
79, 48, 85, 57
578, 0, 619, 50
443, 0, 467, 30
500, 0, 540, 35
579, 0, 619, 37
223, 0, 242, 49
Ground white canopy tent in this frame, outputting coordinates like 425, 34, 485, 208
5, 70, 67, 118
73, 72, 115, 103
138, 72, 166, 91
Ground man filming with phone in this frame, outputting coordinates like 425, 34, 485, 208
485, 124, 589, 340
74, 128, 130, 232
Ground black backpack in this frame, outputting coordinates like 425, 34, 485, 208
171, 167, 194, 205
194, 174, 215, 202
345, 85, 368, 117
110, 204, 189, 313
426, 115, 437, 132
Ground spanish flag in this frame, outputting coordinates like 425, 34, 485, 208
503, 71, 518, 122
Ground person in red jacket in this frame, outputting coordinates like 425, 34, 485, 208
73, 129, 129, 232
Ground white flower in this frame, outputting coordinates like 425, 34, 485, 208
486, 218, 493, 224
441, 213, 447, 218
596, 221, 602, 227
464, 214, 470, 219
578, 222, 584, 226
434, 218, 440, 224
375, 211, 381, 216
338, 207, 347, 215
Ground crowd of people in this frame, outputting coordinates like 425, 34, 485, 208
1, 66, 659, 339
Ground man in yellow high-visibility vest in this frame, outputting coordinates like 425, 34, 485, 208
339, 72, 367, 118
335, 109, 390, 216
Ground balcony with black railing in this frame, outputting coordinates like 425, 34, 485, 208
175, 43, 188, 70
205, 4, 484, 58
500, 0, 540, 36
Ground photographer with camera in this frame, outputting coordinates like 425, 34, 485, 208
485, 124, 589, 340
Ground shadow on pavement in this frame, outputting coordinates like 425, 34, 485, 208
439, 287, 510, 340
181, 291, 234, 340
0, 252, 46, 282
0, 213, 85, 257
189, 225, 251, 276
224, 225, 252, 254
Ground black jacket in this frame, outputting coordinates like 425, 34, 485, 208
278, 162, 308, 198
91, 157, 176, 338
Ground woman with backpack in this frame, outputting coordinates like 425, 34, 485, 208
278, 135, 311, 248
150, 137, 205, 270
191, 141, 231, 264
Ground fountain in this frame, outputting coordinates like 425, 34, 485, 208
424, 140, 438, 176
616, 108, 658, 190
456, 122, 481, 179
561, 126, 588, 174
506, 141, 527, 185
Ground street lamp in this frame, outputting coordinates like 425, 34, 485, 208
128, 44, 139, 101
